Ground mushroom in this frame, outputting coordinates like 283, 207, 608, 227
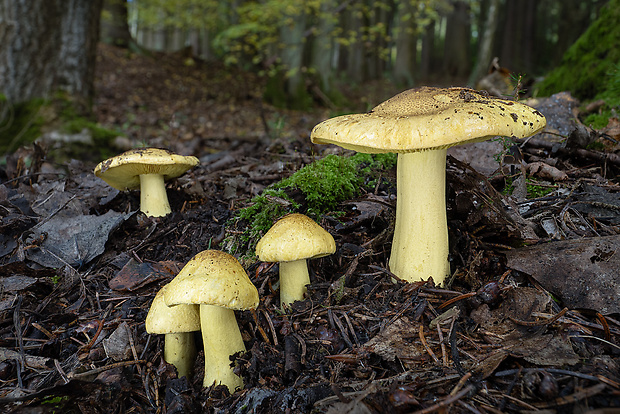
164, 250, 259, 391
310, 87, 546, 285
145, 284, 200, 379
255, 213, 335, 306
94, 148, 199, 217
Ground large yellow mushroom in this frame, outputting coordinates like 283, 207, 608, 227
311, 87, 546, 285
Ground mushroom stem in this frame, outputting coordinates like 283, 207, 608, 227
199, 304, 245, 390
389, 150, 450, 284
139, 173, 171, 217
164, 332, 197, 379
279, 259, 310, 306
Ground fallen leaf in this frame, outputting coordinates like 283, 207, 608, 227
505, 235, 620, 314
25, 210, 135, 268
109, 259, 179, 291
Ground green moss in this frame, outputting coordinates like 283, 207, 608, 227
223, 152, 397, 259
526, 180, 555, 199
502, 176, 556, 199
0, 96, 47, 154
536, 0, 620, 101
583, 63, 620, 129
0, 94, 121, 161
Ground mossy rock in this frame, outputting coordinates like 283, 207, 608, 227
537, 0, 620, 101
0, 96, 48, 154
0, 94, 121, 161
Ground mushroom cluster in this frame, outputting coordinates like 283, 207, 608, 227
116, 86, 545, 396
311, 86, 546, 285
147, 250, 259, 391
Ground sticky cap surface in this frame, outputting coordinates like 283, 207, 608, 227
94, 148, 199, 190
256, 213, 336, 262
145, 284, 200, 334
311, 87, 546, 153
164, 250, 259, 310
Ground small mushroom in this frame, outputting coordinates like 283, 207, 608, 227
164, 250, 259, 391
255, 213, 335, 306
311, 87, 546, 285
94, 148, 199, 217
145, 284, 200, 379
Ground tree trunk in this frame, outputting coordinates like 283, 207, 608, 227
311, 0, 336, 93
0, 0, 103, 110
345, 7, 364, 83
393, 1, 417, 87
279, 9, 307, 102
419, 20, 435, 80
468, 0, 500, 86
443, 0, 470, 79
499, 0, 517, 69
100, 0, 132, 48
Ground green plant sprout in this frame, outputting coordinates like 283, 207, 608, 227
223, 152, 396, 260
502, 176, 556, 199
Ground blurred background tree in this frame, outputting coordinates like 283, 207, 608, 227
117, 0, 608, 108
0, 0, 103, 110
0, 0, 611, 116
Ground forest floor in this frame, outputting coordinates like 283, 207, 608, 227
0, 44, 619, 413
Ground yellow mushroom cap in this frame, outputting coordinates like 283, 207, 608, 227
164, 250, 259, 310
94, 148, 199, 191
145, 284, 200, 334
255, 213, 336, 263
311, 86, 546, 153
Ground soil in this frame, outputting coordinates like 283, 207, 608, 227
0, 44, 619, 413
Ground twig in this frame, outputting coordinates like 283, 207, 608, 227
419, 325, 439, 364
509, 307, 568, 326
438, 292, 476, 310
450, 372, 472, 396
413, 384, 475, 414
341, 311, 360, 347
596, 312, 611, 341
437, 323, 448, 366
292, 332, 307, 365
54, 359, 69, 384
251, 309, 271, 344
68, 360, 146, 379
13, 295, 24, 389
262, 309, 278, 346
534, 383, 606, 409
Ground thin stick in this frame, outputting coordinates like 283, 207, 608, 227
69, 360, 146, 379
412, 384, 475, 414
419, 325, 439, 364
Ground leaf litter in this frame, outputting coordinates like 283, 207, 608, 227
0, 45, 619, 413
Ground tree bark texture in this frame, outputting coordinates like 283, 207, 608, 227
468, 0, 500, 86
443, 0, 471, 78
393, 1, 417, 87
311, 0, 336, 93
101, 0, 132, 48
0, 0, 103, 108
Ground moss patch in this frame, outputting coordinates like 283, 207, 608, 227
0, 96, 47, 155
582, 63, 620, 129
224, 152, 396, 259
536, 0, 620, 101
0, 94, 122, 161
